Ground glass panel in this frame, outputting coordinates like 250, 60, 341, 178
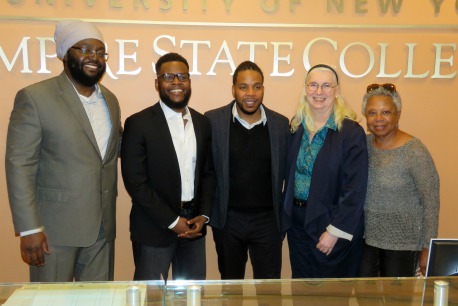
0, 277, 457, 305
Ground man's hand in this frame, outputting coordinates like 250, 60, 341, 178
20, 232, 50, 266
178, 216, 207, 239
316, 231, 338, 256
171, 217, 191, 236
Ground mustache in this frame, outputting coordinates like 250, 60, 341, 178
81, 60, 103, 69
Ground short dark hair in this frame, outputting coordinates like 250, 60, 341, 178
155, 52, 189, 74
233, 61, 264, 85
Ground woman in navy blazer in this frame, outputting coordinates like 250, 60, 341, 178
282, 64, 368, 278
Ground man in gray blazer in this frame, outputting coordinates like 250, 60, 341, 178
5, 20, 121, 282
205, 61, 289, 279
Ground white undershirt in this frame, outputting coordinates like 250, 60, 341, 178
78, 84, 112, 159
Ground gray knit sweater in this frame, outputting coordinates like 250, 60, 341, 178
364, 134, 440, 251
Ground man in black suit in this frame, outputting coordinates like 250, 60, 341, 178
205, 61, 289, 279
121, 52, 214, 280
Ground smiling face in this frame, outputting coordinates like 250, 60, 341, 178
305, 69, 338, 115
155, 61, 191, 111
365, 95, 400, 139
64, 38, 106, 87
232, 69, 264, 121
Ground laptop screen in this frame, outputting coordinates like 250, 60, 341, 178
426, 239, 458, 277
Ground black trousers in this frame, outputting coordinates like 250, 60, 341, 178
355, 241, 419, 306
358, 240, 419, 277
212, 209, 282, 279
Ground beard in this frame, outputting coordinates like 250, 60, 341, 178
237, 102, 258, 115
158, 86, 192, 110
235, 99, 262, 116
66, 53, 106, 87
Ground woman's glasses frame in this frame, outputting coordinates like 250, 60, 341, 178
306, 82, 338, 94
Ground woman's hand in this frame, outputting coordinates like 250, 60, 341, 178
316, 231, 338, 256
419, 248, 429, 276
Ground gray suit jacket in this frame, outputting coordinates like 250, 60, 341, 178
5, 71, 121, 247
205, 101, 289, 231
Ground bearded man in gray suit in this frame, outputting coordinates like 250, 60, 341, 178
5, 20, 121, 282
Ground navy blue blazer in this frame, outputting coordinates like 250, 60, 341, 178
205, 101, 289, 232
282, 119, 368, 241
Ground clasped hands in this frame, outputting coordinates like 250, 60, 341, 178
172, 216, 207, 239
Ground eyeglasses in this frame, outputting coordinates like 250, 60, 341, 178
158, 73, 190, 82
366, 83, 396, 93
70, 47, 109, 61
306, 82, 337, 94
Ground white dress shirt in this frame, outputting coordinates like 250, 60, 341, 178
232, 103, 267, 129
160, 101, 197, 201
160, 101, 197, 229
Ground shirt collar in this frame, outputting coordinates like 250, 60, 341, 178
160, 100, 191, 120
302, 112, 337, 132
232, 102, 267, 126
324, 112, 337, 131
65, 73, 102, 103
81, 84, 103, 104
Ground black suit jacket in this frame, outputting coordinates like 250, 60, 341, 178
121, 102, 214, 247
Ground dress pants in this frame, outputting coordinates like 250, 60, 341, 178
212, 209, 282, 279
355, 241, 420, 306
30, 225, 114, 282
287, 205, 363, 278
132, 207, 206, 281
358, 241, 419, 277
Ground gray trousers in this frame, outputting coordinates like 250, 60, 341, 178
132, 237, 206, 281
29, 225, 114, 282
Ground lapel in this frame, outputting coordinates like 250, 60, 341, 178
284, 125, 304, 218
56, 72, 101, 158
190, 108, 202, 161
150, 103, 181, 172
265, 107, 279, 188
288, 126, 304, 193
220, 104, 233, 180
100, 85, 119, 163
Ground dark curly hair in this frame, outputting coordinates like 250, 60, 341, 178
233, 61, 264, 85
155, 52, 189, 74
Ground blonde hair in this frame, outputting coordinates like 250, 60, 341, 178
290, 67, 357, 133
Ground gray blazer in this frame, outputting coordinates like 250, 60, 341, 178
5, 71, 121, 247
205, 101, 289, 231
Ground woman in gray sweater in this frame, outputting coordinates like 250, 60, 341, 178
358, 83, 440, 277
